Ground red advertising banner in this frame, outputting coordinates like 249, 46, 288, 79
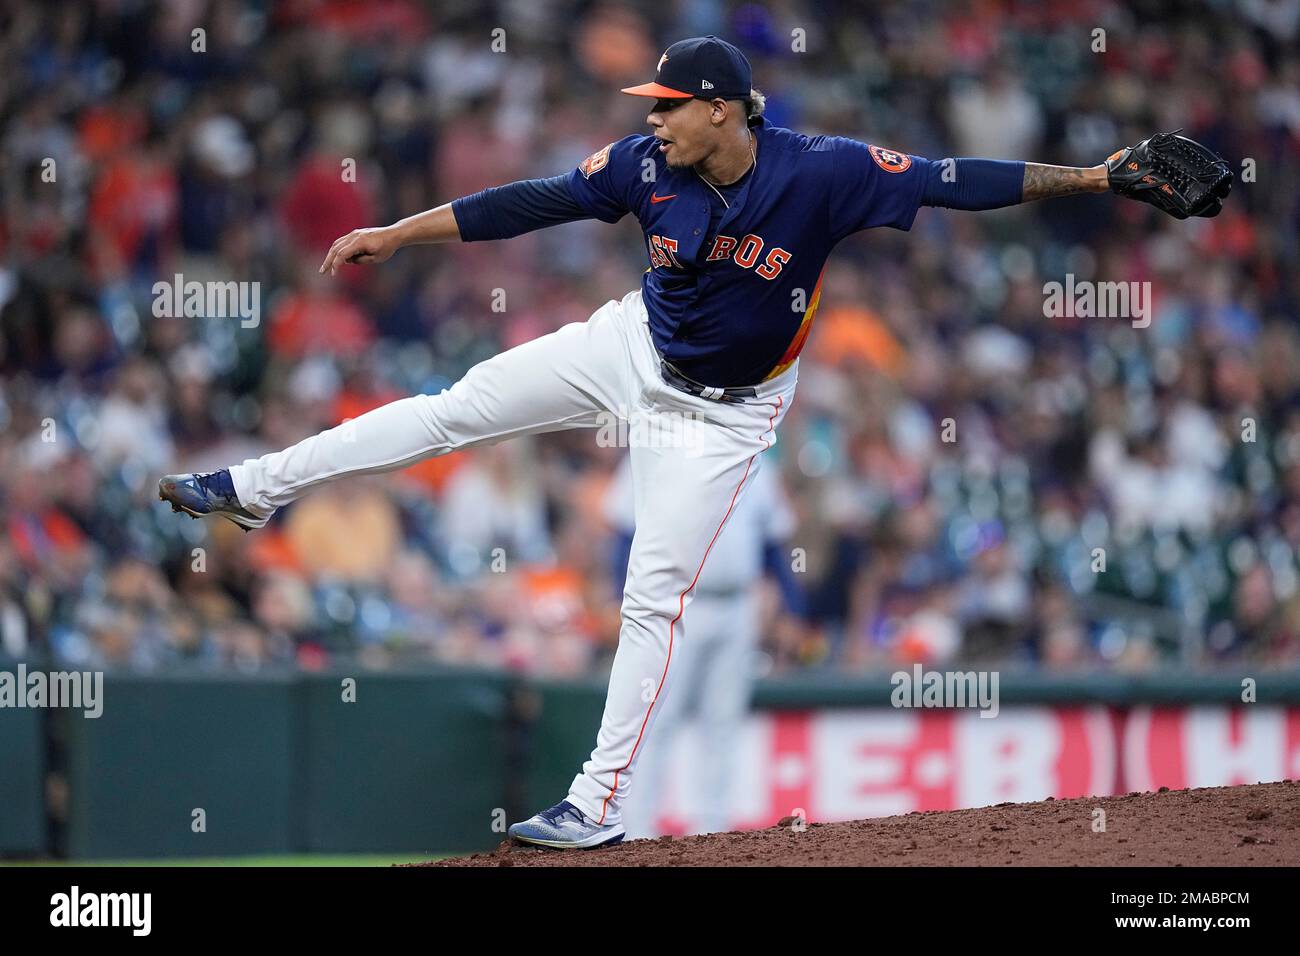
1122, 706, 1300, 792
636, 706, 1300, 836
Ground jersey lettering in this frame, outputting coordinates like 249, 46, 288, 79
733, 234, 762, 268
648, 234, 681, 269
755, 246, 792, 280
706, 235, 737, 261
647, 236, 666, 268
705, 233, 791, 280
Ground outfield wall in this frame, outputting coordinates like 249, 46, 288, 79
2, 658, 1297, 858
0, 693, 44, 856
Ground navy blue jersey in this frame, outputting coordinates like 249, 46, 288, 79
565, 117, 935, 386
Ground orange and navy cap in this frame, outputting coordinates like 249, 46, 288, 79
621, 36, 752, 101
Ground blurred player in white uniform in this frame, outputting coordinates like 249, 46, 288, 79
604, 452, 801, 838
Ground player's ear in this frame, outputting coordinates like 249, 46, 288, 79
708, 98, 729, 127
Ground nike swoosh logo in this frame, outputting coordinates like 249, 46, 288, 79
650, 193, 677, 204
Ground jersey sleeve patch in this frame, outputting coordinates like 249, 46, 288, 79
578, 143, 614, 179
868, 144, 911, 173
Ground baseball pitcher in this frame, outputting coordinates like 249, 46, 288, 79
159, 36, 1232, 848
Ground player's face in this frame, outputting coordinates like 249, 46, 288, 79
645, 97, 719, 168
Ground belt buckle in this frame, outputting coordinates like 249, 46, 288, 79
660, 359, 748, 404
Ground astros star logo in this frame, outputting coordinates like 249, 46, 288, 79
868, 144, 912, 173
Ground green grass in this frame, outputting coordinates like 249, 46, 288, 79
1, 853, 447, 867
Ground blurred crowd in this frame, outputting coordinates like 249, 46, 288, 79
2, 0, 1299, 677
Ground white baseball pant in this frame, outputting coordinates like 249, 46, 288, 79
621, 588, 760, 838
228, 288, 798, 825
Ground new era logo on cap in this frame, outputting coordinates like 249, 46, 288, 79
622, 35, 752, 101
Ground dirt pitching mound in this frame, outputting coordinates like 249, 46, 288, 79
423, 781, 1299, 866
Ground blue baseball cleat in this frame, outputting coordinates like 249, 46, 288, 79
507, 800, 626, 850
158, 470, 266, 531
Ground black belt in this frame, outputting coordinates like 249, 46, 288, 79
659, 360, 758, 404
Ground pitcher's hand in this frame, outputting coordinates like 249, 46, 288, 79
319, 226, 402, 275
